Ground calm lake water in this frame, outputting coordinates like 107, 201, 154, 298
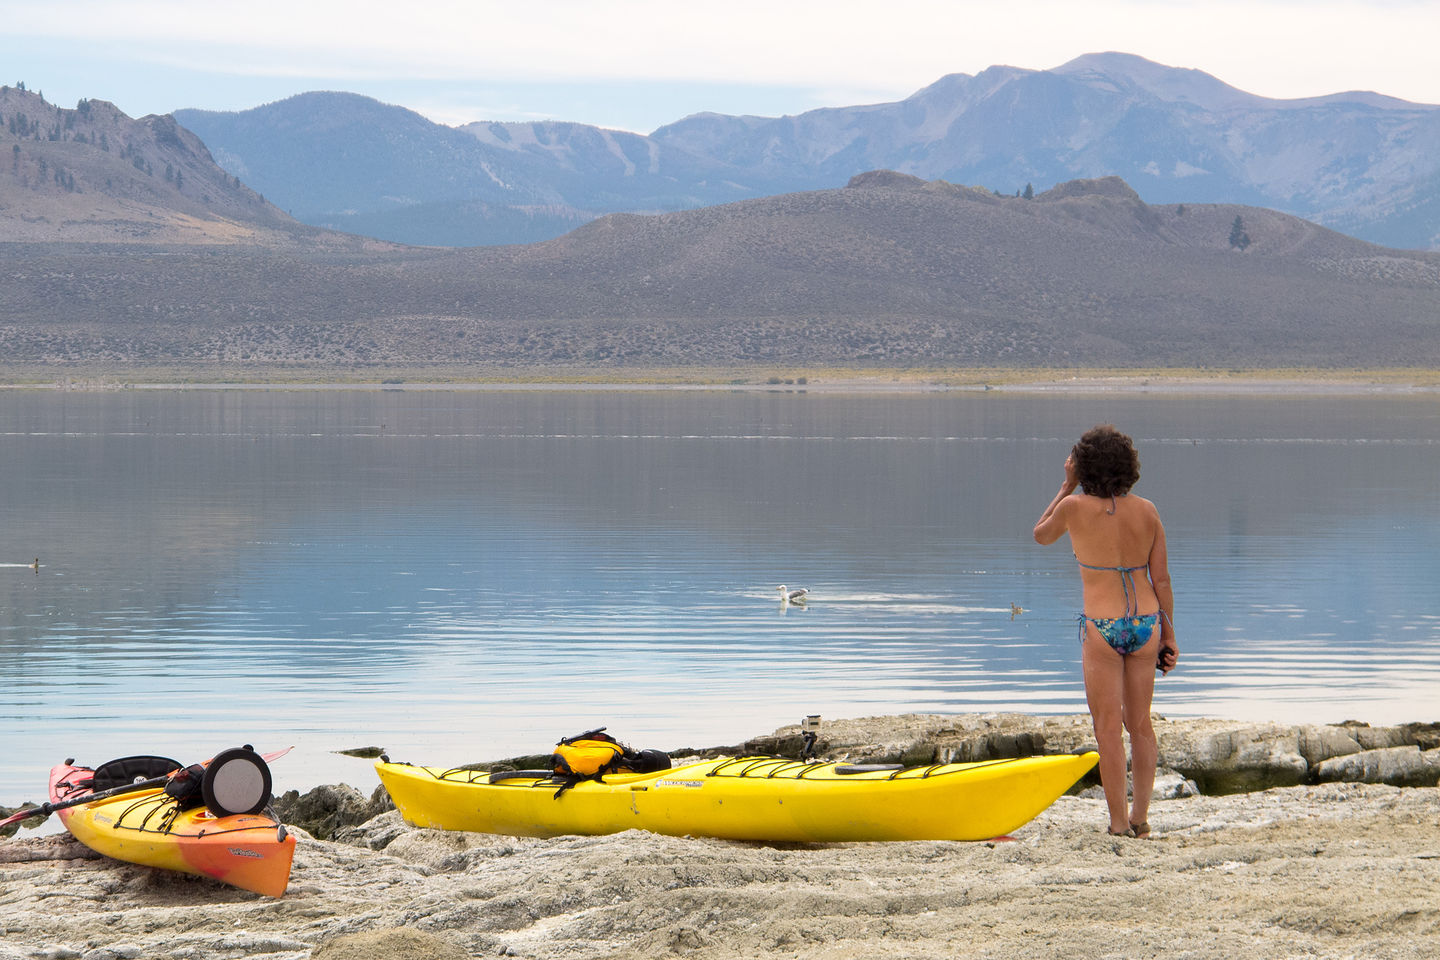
2, 386, 1438, 805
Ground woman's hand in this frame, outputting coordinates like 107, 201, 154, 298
1062, 454, 1079, 495
1156, 639, 1178, 675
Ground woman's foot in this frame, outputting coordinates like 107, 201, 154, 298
1129, 821, 1151, 839
1107, 825, 1135, 837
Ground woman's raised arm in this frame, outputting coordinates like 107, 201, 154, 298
1033, 455, 1079, 544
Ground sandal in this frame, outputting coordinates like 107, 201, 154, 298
1129, 821, 1151, 839
1107, 826, 1136, 838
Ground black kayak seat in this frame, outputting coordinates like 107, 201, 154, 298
89, 755, 183, 792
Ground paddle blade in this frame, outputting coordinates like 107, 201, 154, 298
0, 805, 46, 832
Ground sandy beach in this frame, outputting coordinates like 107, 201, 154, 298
3, 714, 1437, 960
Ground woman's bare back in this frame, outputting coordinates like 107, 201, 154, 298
1065, 494, 1161, 619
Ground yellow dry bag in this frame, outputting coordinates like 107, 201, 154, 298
552, 735, 626, 778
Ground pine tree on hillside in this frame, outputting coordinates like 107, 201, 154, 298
1229, 215, 1250, 251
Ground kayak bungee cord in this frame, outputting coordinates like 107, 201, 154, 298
707, 755, 1036, 780
403, 754, 1039, 786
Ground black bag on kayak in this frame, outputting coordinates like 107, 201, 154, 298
550, 728, 671, 797
626, 749, 672, 774
163, 763, 208, 809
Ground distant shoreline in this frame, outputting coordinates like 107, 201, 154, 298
4, 367, 1440, 395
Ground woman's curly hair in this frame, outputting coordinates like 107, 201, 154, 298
1071, 424, 1140, 498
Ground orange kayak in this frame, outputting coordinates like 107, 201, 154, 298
49, 758, 295, 897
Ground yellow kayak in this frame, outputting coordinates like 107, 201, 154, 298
376, 752, 1098, 842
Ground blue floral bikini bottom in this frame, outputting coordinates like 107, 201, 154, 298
1075, 555, 1159, 656
1078, 613, 1159, 656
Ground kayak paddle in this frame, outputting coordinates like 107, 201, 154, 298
1, 767, 179, 830
1, 745, 292, 831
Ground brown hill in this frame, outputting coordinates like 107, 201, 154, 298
0, 85, 383, 249
1, 168, 1437, 371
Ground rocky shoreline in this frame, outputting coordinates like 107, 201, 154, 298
3, 714, 1438, 959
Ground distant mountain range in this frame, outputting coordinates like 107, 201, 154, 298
4, 170, 1438, 371
4, 71, 1438, 374
174, 53, 1440, 250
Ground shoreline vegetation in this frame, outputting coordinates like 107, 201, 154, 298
2, 713, 1438, 959
3, 366, 1440, 393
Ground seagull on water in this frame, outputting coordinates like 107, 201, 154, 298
777, 585, 809, 605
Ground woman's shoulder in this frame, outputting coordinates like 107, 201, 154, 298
1126, 494, 1164, 521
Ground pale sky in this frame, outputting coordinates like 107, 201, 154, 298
3, 0, 1438, 131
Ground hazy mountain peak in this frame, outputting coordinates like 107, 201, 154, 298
177, 92, 447, 145
905, 65, 1034, 108
1055, 51, 1437, 113
1052, 52, 1256, 110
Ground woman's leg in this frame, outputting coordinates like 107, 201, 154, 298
1081, 629, 1130, 833
1122, 636, 1160, 834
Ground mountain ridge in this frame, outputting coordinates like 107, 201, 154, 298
177, 92, 759, 246
171, 53, 1440, 250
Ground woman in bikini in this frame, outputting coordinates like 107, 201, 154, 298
1033, 425, 1177, 838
